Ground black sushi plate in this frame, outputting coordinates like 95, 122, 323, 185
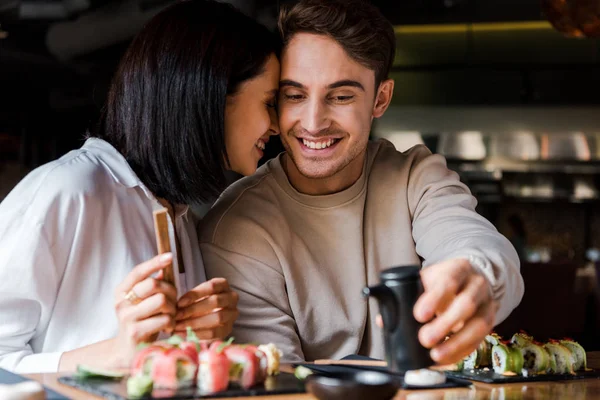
446, 368, 600, 384
294, 355, 472, 390
58, 372, 305, 399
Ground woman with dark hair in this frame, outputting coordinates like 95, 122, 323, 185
0, 0, 280, 373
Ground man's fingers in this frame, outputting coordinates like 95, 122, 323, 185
177, 278, 232, 308
429, 300, 496, 365
175, 309, 239, 331
419, 274, 490, 348
413, 284, 455, 324
414, 259, 472, 323
117, 253, 173, 296
176, 292, 238, 321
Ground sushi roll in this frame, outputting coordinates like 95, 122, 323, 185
544, 341, 576, 375
491, 343, 524, 375
258, 343, 283, 376
485, 333, 502, 346
244, 345, 269, 381
510, 331, 534, 348
197, 345, 232, 393
559, 339, 587, 371
515, 341, 550, 374
150, 348, 198, 389
224, 345, 263, 389
464, 340, 492, 369
131, 345, 168, 376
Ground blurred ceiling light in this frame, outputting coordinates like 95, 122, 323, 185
437, 131, 486, 160
540, 132, 591, 161
382, 131, 424, 152
489, 131, 540, 160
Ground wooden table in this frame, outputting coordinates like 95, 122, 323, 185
26, 352, 600, 399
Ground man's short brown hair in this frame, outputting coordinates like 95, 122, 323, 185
278, 0, 396, 88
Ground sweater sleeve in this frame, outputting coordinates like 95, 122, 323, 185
200, 242, 305, 362
406, 145, 524, 325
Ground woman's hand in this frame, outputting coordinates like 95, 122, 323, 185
174, 278, 239, 340
111, 253, 177, 366
59, 253, 177, 371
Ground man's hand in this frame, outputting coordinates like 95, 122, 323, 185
413, 258, 498, 365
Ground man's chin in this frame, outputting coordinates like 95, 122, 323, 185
294, 162, 341, 180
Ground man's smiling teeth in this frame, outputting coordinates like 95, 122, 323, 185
255, 140, 266, 150
302, 138, 336, 149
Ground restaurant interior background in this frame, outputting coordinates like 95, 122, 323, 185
1, 0, 599, 350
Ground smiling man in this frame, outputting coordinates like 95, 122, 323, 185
199, 0, 524, 365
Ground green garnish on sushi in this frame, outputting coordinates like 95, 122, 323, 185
127, 375, 154, 398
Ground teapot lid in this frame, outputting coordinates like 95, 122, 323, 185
380, 265, 421, 281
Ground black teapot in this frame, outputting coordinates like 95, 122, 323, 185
363, 266, 434, 372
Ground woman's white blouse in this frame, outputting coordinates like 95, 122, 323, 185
0, 138, 206, 373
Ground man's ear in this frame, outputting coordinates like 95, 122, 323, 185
372, 79, 394, 118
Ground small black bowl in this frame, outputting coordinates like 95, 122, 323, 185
305, 370, 399, 400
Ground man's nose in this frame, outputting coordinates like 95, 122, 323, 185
301, 99, 330, 134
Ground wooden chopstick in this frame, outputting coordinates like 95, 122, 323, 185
151, 208, 176, 342
314, 359, 388, 367
153, 208, 176, 288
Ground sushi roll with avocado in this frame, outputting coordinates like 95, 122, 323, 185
492, 343, 524, 375
485, 333, 502, 346
544, 341, 576, 375
510, 331, 534, 348
509, 333, 550, 375
516, 341, 551, 374
559, 339, 587, 371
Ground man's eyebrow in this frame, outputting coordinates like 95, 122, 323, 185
327, 80, 364, 91
279, 80, 304, 89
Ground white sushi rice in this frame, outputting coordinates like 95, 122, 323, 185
404, 369, 446, 386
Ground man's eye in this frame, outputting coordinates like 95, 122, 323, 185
332, 96, 354, 102
284, 94, 304, 101
265, 101, 277, 108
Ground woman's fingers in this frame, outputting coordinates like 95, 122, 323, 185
131, 277, 178, 305
175, 308, 239, 331
119, 293, 177, 324
175, 319, 236, 341
175, 292, 238, 321
124, 314, 175, 342
177, 278, 231, 308
116, 253, 173, 300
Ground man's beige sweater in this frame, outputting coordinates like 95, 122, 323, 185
199, 139, 524, 362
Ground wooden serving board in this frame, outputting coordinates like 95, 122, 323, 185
58, 372, 305, 400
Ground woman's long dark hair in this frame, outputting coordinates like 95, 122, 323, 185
93, 0, 280, 204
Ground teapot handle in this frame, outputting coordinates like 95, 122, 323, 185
362, 285, 398, 333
